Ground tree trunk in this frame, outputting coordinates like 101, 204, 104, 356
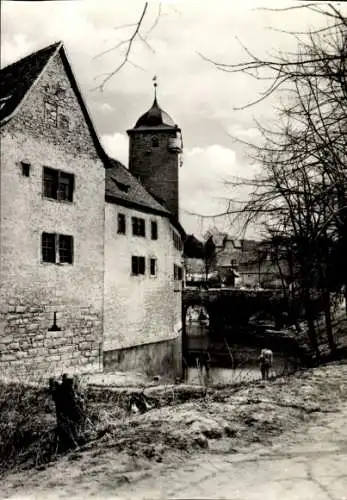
49, 375, 86, 452
322, 287, 336, 353
320, 237, 336, 354
303, 289, 320, 361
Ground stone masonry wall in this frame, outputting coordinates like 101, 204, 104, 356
103, 336, 182, 379
0, 301, 102, 377
0, 49, 105, 377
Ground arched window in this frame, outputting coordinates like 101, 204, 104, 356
152, 136, 159, 147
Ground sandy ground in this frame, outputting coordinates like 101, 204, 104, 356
1, 361, 347, 500
114, 400, 347, 500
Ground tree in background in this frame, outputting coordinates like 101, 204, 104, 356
204, 4, 347, 358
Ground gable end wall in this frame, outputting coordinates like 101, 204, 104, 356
0, 52, 105, 378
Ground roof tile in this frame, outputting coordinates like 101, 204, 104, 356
105, 158, 170, 215
0, 42, 61, 122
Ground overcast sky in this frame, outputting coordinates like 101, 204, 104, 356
1, 0, 341, 239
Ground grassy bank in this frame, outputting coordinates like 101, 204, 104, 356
1, 357, 347, 480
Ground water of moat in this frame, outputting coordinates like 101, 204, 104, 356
184, 318, 300, 386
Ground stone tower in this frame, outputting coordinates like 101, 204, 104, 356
127, 81, 183, 221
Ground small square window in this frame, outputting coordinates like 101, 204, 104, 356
150, 258, 157, 276
118, 213, 126, 234
21, 162, 30, 177
151, 221, 158, 240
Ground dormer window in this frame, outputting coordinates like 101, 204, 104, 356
111, 176, 130, 193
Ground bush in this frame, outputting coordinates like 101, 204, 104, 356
0, 380, 55, 473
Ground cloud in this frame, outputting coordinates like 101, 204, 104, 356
227, 125, 261, 140
0, 33, 35, 67
99, 103, 114, 114
179, 143, 260, 237
1, 0, 325, 131
1, 0, 326, 239
100, 132, 129, 165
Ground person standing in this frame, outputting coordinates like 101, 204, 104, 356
259, 348, 273, 380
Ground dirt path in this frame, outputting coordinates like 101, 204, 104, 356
114, 401, 347, 500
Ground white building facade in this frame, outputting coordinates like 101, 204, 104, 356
0, 42, 184, 379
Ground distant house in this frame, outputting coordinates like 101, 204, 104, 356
0, 41, 185, 378
183, 230, 287, 289
216, 237, 287, 289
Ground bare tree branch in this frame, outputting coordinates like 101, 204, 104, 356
93, 2, 149, 91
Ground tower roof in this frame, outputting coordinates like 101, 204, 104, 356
134, 96, 176, 128
133, 77, 176, 129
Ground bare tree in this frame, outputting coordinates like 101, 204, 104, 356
92, 2, 180, 91
202, 4, 347, 357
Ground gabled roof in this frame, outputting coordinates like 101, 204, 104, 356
0, 41, 108, 162
105, 158, 187, 235
1, 42, 187, 233
105, 157, 170, 216
0, 42, 61, 122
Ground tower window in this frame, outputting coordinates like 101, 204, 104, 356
131, 256, 145, 275
132, 217, 145, 237
118, 213, 126, 234
151, 221, 158, 240
21, 162, 30, 177
152, 136, 159, 147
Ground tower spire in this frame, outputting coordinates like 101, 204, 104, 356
152, 75, 158, 103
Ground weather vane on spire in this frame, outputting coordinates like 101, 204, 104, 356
153, 75, 158, 100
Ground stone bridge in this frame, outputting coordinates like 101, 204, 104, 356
182, 287, 287, 328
